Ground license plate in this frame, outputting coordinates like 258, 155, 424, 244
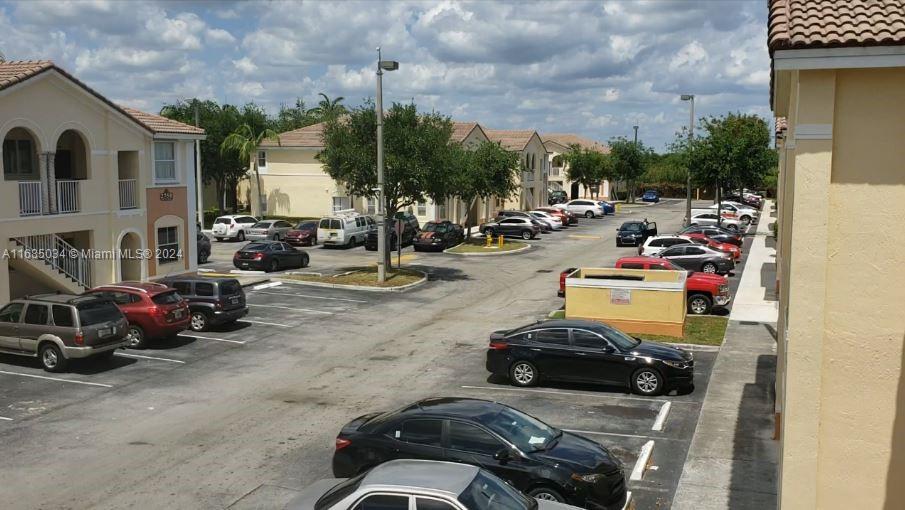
99, 328, 112, 337
230, 297, 239, 304
241, 263, 249, 268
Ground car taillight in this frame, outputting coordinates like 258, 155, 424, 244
335, 438, 352, 450
74, 332, 84, 346
253, 253, 264, 260
489, 341, 509, 350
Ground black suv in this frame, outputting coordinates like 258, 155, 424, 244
159, 277, 248, 332
365, 218, 417, 251
394, 211, 420, 234
615, 220, 657, 247
548, 190, 569, 205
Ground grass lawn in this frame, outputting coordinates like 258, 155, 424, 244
446, 238, 527, 254
282, 266, 424, 288
546, 310, 727, 346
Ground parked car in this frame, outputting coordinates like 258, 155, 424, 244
85, 282, 190, 348
288, 459, 580, 510
245, 219, 294, 241
685, 233, 742, 261
331, 397, 627, 509
706, 202, 758, 224
413, 221, 465, 251
487, 319, 693, 396
558, 267, 578, 297
480, 217, 539, 240
687, 212, 743, 232
394, 211, 421, 234
598, 201, 616, 214
211, 215, 258, 242
317, 211, 376, 248
641, 190, 660, 203
638, 235, 693, 257
0, 294, 128, 372
555, 199, 605, 218
724, 193, 761, 208
366, 218, 417, 251
615, 256, 732, 314
157, 277, 248, 332
657, 243, 734, 274
285, 221, 319, 247
678, 225, 743, 246
197, 232, 211, 264
529, 210, 563, 230
233, 241, 309, 272
536, 206, 577, 225
548, 189, 569, 205
615, 220, 658, 247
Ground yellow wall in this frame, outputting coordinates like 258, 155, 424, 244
244, 148, 345, 218
775, 66, 905, 509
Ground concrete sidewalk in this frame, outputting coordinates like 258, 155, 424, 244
672, 201, 779, 509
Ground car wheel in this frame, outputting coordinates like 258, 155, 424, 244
126, 325, 146, 348
632, 368, 664, 395
702, 262, 718, 274
190, 311, 210, 332
521, 230, 532, 240
199, 251, 209, 264
237, 231, 246, 242
741, 215, 751, 224
301, 254, 310, 268
268, 259, 279, 272
726, 224, 739, 232
510, 361, 538, 387
687, 294, 713, 315
39, 343, 67, 372
585, 210, 594, 218
527, 487, 565, 503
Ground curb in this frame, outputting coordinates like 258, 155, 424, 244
274, 270, 429, 293
666, 342, 721, 352
443, 243, 532, 256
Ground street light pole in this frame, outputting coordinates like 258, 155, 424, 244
681, 94, 695, 227
375, 48, 399, 283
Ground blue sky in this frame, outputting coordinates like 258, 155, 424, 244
0, 0, 772, 150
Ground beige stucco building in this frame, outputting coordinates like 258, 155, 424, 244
485, 129, 549, 210
0, 61, 204, 303
769, 1, 905, 508
542, 133, 610, 200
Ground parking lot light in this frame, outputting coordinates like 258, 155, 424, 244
376, 47, 399, 283
681, 94, 695, 227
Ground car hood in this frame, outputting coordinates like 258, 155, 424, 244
687, 272, 727, 285
285, 478, 345, 510
629, 341, 689, 362
531, 431, 619, 473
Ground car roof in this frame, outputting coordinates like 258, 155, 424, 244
93, 281, 172, 294
161, 276, 238, 284
21, 293, 98, 305
217, 215, 251, 219
362, 460, 477, 495
647, 235, 689, 241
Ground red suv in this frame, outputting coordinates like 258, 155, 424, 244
85, 282, 190, 348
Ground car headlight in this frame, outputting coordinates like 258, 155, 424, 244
662, 360, 690, 369
571, 473, 606, 483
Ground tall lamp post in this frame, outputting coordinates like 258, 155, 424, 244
681, 94, 695, 227
376, 48, 399, 283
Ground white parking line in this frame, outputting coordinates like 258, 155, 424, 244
178, 333, 246, 345
630, 440, 655, 481
252, 281, 283, 290
115, 352, 185, 364
562, 428, 657, 440
0, 370, 112, 388
247, 303, 333, 314
250, 290, 366, 303
622, 491, 632, 510
0, 416, 12, 421
239, 319, 293, 328
459, 385, 683, 405
652, 401, 671, 431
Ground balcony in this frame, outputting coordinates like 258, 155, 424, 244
18, 181, 43, 216
56, 180, 80, 214
17, 180, 83, 216
118, 179, 138, 209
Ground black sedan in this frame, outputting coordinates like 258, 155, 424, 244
331, 397, 627, 509
658, 243, 734, 274
233, 241, 309, 272
413, 220, 465, 251
480, 217, 539, 240
678, 225, 743, 246
615, 220, 657, 247
486, 319, 694, 395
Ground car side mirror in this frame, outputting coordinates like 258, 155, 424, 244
493, 448, 512, 461
601, 345, 615, 353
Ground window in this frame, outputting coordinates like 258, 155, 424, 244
353, 495, 409, 510
448, 421, 503, 455
257, 150, 266, 169
366, 197, 377, 215
0, 303, 24, 323
196, 283, 215, 297
157, 226, 179, 263
398, 419, 442, 446
154, 141, 176, 182
417, 202, 427, 216
533, 328, 570, 346
572, 329, 606, 349
620, 263, 644, 270
77, 301, 123, 326
171, 282, 192, 296
686, 246, 706, 255
437, 199, 447, 220
648, 264, 668, 270
332, 196, 351, 212
276, 221, 291, 228
458, 470, 532, 510
52, 306, 75, 327
3, 139, 34, 176
649, 239, 665, 247
107, 291, 134, 305
661, 247, 685, 257
500, 218, 521, 224
416, 498, 457, 510
24, 304, 49, 325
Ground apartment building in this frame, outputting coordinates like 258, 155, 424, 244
541, 133, 610, 200
768, 1, 905, 508
484, 129, 549, 210
0, 61, 204, 303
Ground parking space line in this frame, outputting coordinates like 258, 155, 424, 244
0, 416, 12, 421
249, 290, 366, 303
563, 428, 657, 440
622, 491, 632, 510
630, 440, 655, 481
115, 352, 186, 364
238, 319, 293, 328
178, 333, 246, 345
651, 402, 671, 431
0, 370, 112, 388
459, 385, 683, 405
247, 303, 333, 314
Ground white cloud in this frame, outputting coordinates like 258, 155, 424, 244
206, 28, 236, 46
232, 57, 258, 74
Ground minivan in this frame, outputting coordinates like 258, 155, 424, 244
316, 210, 376, 248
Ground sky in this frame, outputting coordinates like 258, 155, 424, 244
0, 0, 772, 151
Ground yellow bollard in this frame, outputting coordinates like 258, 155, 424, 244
485, 234, 492, 247
498, 235, 504, 248
616, 203, 622, 213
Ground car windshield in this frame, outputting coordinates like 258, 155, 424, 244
314, 473, 366, 510
297, 222, 317, 230
77, 301, 123, 326
622, 223, 642, 232
214, 218, 232, 224
597, 323, 641, 350
151, 291, 181, 305
424, 223, 448, 233
251, 222, 272, 228
476, 406, 559, 452
458, 470, 535, 510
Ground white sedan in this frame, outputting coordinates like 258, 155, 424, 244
707, 202, 758, 224
688, 212, 743, 232
529, 210, 563, 230
639, 235, 693, 257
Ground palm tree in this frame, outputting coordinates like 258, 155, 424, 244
308, 93, 347, 120
220, 124, 279, 217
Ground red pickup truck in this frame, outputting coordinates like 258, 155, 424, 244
558, 257, 732, 315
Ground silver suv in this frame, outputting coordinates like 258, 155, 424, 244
0, 294, 129, 372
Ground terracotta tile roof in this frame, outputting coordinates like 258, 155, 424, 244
541, 133, 609, 154
0, 60, 203, 137
261, 122, 325, 148
452, 121, 481, 143
485, 129, 539, 151
769, 0, 905, 52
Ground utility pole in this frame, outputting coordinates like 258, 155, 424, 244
194, 101, 203, 229
681, 95, 695, 226
633, 125, 638, 145
375, 48, 399, 283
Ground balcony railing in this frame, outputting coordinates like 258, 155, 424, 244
18, 181, 43, 216
119, 179, 138, 210
56, 180, 80, 214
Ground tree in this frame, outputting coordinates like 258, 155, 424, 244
564, 145, 610, 198
274, 98, 316, 132
220, 123, 279, 216
609, 137, 651, 203
452, 141, 520, 234
308, 93, 347, 121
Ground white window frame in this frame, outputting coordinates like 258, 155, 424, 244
416, 201, 427, 216
366, 197, 377, 215
154, 141, 178, 184
332, 196, 351, 213
156, 225, 180, 264
257, 150, 267, 172
436, 199, 447, 220
2, 138, 36, 177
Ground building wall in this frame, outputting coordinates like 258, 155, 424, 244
241, 148, 345, 218
776, 66, 905, 509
